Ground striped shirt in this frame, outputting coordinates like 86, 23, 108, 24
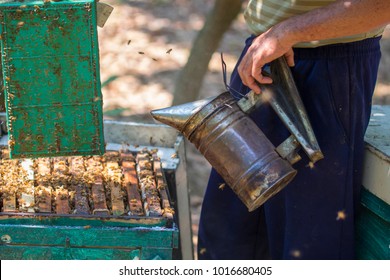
244, 0, 384, 47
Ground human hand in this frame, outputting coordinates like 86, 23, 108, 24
237, 27, 295, 94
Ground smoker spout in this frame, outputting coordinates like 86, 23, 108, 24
150, 97, 214, 132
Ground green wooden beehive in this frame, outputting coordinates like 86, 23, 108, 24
0, 0, 104, 158
356, 189, 390, 260
355, 105, 390, 260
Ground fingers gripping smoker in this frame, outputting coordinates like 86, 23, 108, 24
151, 57, 324, 212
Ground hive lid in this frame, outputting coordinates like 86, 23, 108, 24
0, 0, 105, 158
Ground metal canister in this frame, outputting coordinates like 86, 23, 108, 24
152, 92, 297, 211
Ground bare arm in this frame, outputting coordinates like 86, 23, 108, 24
238, 0, 390, 94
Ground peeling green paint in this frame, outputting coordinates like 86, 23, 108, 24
0, 0, 104, 158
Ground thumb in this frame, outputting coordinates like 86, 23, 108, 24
284, 49, 295, 67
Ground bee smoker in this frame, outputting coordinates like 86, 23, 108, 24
151, 57, 324, 212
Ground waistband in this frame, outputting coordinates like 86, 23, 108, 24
292, 36, 382, 59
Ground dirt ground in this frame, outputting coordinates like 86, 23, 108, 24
98, 0, 390, 259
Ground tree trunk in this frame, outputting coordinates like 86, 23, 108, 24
172, 0, 243, 106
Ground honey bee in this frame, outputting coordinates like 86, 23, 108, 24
138, 51, 145, 55
336, 210, 347, 221
199, 248, 207, 255
290, 249, 302, 258
8, 139, 15, 148
166, 48, 172, 54
163, 207, 175, 215
306, 162, 315, 169
17, 21, 24, 28
218, 183, 225, 190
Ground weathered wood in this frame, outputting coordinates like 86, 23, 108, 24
1, 158, 18, 212
36, 186, 52, 213
3, 192, 16, 212
69, 157, 90, 215
0, 225, 178, 260
121, 152, 143, 216
52, 158, 71, 214
152, 153, 174, 219
74, 184, 91, 215
136, 151, 162, 217
108, 181, 124, 216
19, 159, 35, 213
36, 158, 51, 184
35, 158, 52, 213
0, 151, 172, 219
91, 178, 109, 215
86, 157, 109, 215
19, 192, 35, 213
55, 188, 70, 214
104, 151, 124, 216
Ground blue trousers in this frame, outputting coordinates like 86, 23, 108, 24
197, 36, 382, 260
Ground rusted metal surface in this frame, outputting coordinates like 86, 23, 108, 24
151, 57, 325, 212
237, 57, 323, 164
152, 92, 297, 212
0, 0, 104, 158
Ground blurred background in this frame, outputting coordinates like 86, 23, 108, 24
98, 0, 390, 258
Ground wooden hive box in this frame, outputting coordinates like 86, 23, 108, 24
0, 121, 192, 260
356, 105, 390, 260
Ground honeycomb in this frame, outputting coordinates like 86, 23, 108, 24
0, 148, 173, 219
